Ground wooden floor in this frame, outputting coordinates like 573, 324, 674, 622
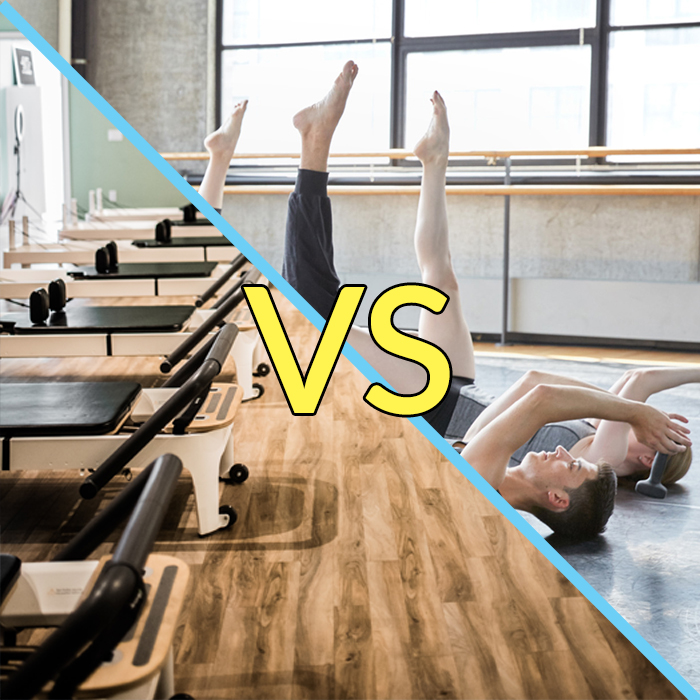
0, 293, 687, 699
473, 342, 699, 367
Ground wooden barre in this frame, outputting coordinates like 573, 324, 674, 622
162, 147, 700, 161
212, 184, 700, 196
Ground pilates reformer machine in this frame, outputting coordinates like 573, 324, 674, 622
0, 323, 249, 536
76, 195, 204, 223
58, 216, 220, 243
60, 203, 225, 246
3, 232, 234, 267
0, 453, 190, 698
0, 262, 270, 401
1, 246, 250, 300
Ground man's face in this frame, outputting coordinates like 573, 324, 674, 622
523, 445, 598, 495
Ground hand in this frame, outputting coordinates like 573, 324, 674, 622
631, 404, 692, 454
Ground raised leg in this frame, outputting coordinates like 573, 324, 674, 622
413, 92, 475, 381
199, 100, 248, 210
282, 62, 358, 319
281, 64, 444, 395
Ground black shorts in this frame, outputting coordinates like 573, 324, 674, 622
422, 375, 475, 437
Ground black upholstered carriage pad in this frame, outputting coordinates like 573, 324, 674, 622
68, 261, 217, 279
132, 236, 229, 248
0, 381, 142, 437
1, 305, 195, 334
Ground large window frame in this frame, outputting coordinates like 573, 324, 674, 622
216, 0, 700, 173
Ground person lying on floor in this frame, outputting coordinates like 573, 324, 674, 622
200, 63, 692, 539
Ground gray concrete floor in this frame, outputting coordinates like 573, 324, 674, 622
473, 355, 700, 693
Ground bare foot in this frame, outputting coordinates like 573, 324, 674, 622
293, 61, 358, 140
204, 100, 248, 157
414, 91, 449, 167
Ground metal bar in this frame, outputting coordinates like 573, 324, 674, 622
500, 157, 511, 346
195, 254, 247, 307
390, 0, 405, 151
80, 325, 238, 498
111, 454, 183, 571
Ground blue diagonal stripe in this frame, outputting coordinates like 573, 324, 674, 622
1, 2, 696, 698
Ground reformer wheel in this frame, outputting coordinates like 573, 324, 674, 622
254, 362, 270, 377
218, 504, 237, 529
222, 463, 249, 484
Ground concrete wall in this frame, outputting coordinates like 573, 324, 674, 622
223, 192, 700, 284
222, 191, 700, 343
86, 0, 211, 161
0, 1, 59, 48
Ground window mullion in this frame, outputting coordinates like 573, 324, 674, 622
390, 0, 405, 151
589, 0, 610, 149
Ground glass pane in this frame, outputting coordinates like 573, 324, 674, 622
406, 46, 591, 151
222, 0, 392, 45
608, 28, 700, 158
405, 0, 595, 37
611, 0, 700, 26
220, 44, 391, 156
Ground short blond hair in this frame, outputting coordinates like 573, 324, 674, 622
661, 447, 693, 484
621, 447, 693, 486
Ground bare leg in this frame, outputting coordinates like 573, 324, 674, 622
199, 100, 248, 209
413, 92, 475, 380
293, 61, 358, 172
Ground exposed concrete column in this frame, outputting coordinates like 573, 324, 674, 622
206, 0, 217, 135
58, 0, 71, 61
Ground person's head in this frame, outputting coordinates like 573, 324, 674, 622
522, 446, 617, 539
622, 432, 693, 485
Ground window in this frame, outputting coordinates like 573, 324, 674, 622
607, 27, 700, 158
218, 0, 700, 166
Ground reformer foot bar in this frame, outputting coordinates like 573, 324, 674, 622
1, 453, 190, 699
0, 324, 246, 536
0, 266, 269, 401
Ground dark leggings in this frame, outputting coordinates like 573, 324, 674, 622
281, 169, 341, 320
281, 169, 465, 436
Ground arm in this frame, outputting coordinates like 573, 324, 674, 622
585, 367, 698, 464
614, 367, 700, 402
461, 384, 691, 490
463, 370, 610, 442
